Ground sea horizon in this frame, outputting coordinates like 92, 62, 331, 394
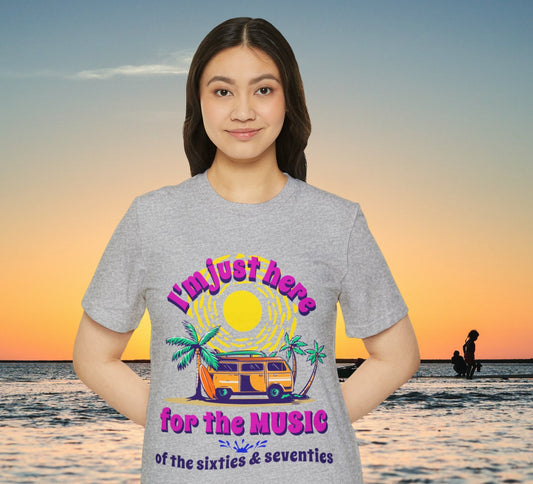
2, 358, 532, 363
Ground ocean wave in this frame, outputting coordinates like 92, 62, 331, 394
2, 362, 532, 483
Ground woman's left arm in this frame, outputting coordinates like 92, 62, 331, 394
341, 315, 420, 422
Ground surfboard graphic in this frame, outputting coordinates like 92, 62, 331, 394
200, 364, 216, 399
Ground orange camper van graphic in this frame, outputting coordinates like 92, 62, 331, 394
200, 353, 294, 402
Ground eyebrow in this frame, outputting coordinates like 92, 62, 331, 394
206, 74, 281, 86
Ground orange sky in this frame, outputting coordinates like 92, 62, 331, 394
1, 158, 531, 361
1, 3, 532, 361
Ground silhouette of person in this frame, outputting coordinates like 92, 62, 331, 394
451, 350, 467, 377
463, 330, 479, 379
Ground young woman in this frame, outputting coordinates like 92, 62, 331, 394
463, 329, 479, 379
74, 17, 419, 483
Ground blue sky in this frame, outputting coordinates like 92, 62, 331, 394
1, 1, 532, 359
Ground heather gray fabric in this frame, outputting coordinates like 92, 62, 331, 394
82, 172, 408, 483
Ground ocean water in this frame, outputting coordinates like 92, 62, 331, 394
1, 362, 532, 483
355, 366, 533, 483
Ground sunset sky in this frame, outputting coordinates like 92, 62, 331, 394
1, 1, 531, 361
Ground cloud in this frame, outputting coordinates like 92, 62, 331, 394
71, 63, 189, 80
2, 52, 192, 81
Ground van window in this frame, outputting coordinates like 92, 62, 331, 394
268, 362, 287, 371
218, 363, 238, 371
241, 363, 264, 372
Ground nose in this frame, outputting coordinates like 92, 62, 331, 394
230, 95, 256, 122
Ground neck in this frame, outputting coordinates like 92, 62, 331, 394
207, 152, 287, 204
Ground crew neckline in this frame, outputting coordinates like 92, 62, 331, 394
197, 171, 298, 215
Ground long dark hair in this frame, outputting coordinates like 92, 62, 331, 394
183, 17, 311, 181
466, 330, 479, 341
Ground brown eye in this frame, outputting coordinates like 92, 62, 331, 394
257, 87, 272, 95
215, 89, 231, 97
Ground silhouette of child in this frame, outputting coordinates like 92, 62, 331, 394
463, 330, 479, 379
451, 350, 467, 377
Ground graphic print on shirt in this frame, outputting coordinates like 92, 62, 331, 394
165, 254, 325, 403
156, 254, 335, 473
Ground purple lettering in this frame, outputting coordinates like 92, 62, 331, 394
168, 256, 317, 317
160, 407, 171, 432
203, 411, 215, 434
184, 414, 199, 433
160, 408, 199, 434
170, 413, 184, 433
262, 259, 281, 289
214, 411, 231, 435
250, 412, 271, 435
298, 297, 317, 316
314, 409, 328, 433
304, 411, 314, 433
206, 258, 221, 295
182, 272, 209, 300
231, 416, 245, 436
217, 261, 232, 283
250, 410, 328, 436
247, 257, 261, 281
287, 282, 307, 301
167, 285, 189, 313
271, 412, 287, 435
233, 259, 246, 281
287, 411, 304, 435
278, 275, 296, 295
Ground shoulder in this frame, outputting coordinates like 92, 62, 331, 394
130, 174, 204, 216
136, 175, 202, 204
292, 178, 361, 223
293, 178, 357, 208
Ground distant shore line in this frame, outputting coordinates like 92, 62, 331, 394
1, 359, 532, 364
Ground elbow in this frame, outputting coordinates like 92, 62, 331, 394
395, 354, 419, 388
73, 344, 105, 392
409, 353, 421, 379
404, 344, 421, 382
72, 312, 108, 384
72, 331, 97, 385
72, 341, 88, 383
401, 316, 421, 382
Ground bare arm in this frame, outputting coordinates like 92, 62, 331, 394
341, 315, 420, 422
73, 312, 150, 426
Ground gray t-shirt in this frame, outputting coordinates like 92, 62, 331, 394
82, 172, 407, 483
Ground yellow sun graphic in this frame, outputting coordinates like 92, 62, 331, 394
189, 254, 299, 353
223, 290, 262, 332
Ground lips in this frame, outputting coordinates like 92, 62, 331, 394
226, 128, 261, 140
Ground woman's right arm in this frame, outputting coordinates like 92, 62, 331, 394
73, 312, 150, 426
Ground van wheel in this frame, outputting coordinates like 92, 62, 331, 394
215, 388, 232, 401
267, 384, 283, 401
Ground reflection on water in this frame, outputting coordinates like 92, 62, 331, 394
1, 363, 145, 484
3, 419, 143, 483
1, 362, 532, 483
356, 377, 533, 483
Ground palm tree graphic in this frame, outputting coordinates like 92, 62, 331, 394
299, 341, 327, 397
166, 322, 220, 400
280, 333, 307, 382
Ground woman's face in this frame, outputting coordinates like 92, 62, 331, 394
199, 45, 286, 167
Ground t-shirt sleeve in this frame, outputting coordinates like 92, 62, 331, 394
339, 205, 408, 339
82, 198, 146, 333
